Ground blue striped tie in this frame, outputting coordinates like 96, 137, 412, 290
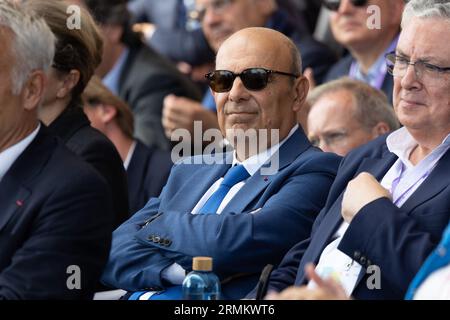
198, 165, 250, 214
405, 223, 450, 299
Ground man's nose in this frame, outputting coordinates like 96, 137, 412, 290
228, 76, 250, 102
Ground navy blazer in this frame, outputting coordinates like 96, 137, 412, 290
325, 54, 394, 103
101, 128, 341, 299
127, 140, 173, 213
259, 135, 450, 300
0, 127, 113, 299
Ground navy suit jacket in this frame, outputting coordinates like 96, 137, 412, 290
101, 128, 341, 299
259, 135, 450, 299
0, 127, 113, 299
127, 140, 173, 213
325, 54, 394, 103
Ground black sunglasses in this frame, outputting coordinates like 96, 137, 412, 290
205, 68, 299, 93
322, 0, 369, 11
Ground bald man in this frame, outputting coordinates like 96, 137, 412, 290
101, 27, 341, 300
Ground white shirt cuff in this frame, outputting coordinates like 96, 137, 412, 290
161, 263, 186, 285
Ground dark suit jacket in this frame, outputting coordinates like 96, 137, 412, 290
48, 106, 129, 228
0, 126, 113, 299
258, 135, 450, 300
127, 140, 173, 213
128, 0, 215, 65
325, 54, 394, 103
101, 128, 341, 299
118, 43, 203, 150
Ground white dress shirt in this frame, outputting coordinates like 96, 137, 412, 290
0, 124, 40, 183
162, 125, 299, 285
310, 127, 450, 297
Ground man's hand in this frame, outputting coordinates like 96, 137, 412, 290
341, 172, 391, 224
265, 264, 348, 300
162, 94, 219, 138
132, 23, 156, 39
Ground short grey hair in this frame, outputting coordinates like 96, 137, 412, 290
402, 0, 450, 28
0, 0, 55, 94
307, 77, 400, 132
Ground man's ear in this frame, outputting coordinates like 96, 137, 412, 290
99, 104, 117, 124
292, 76, 310, 113
23, 70, 46, 112
56, 69, 81, 99
371, 122, 391, 137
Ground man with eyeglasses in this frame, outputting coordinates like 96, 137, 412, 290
245, 0, 450, 300
162, 0, 337, 146
307, 78, 399, 157
101, 27, 341, 300
320, 0, 405, 103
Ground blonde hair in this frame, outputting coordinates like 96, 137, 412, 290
83, 76, 134, 139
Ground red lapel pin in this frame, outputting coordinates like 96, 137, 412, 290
16, 200, 24, 207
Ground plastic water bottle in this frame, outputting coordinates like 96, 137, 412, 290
182, 257, 221, 300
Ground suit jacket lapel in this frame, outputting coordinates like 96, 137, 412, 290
296, 145, 397, 285
356, 143, 397, 180
223, 128, 312, 213
165, 154, 232, 212
352, 148, 450, 291
0, 127, 52, 231
400, 148, 450, 213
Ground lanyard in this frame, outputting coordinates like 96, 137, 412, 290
390, 162, 430, 206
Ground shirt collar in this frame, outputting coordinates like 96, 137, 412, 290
386, 127, 450, 168
103, 48, 129, 96
0, 123, 40, 182
232, 124, 298, 176
124, 140, 137, 170
352, 34, 399, 83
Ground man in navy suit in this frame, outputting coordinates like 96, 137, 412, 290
101, 27, 341, 299
0, 1, 113, 299
250, 0, 450, 300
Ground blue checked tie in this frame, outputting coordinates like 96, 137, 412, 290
405, 222, 450, 299
198, 165, 250, 214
